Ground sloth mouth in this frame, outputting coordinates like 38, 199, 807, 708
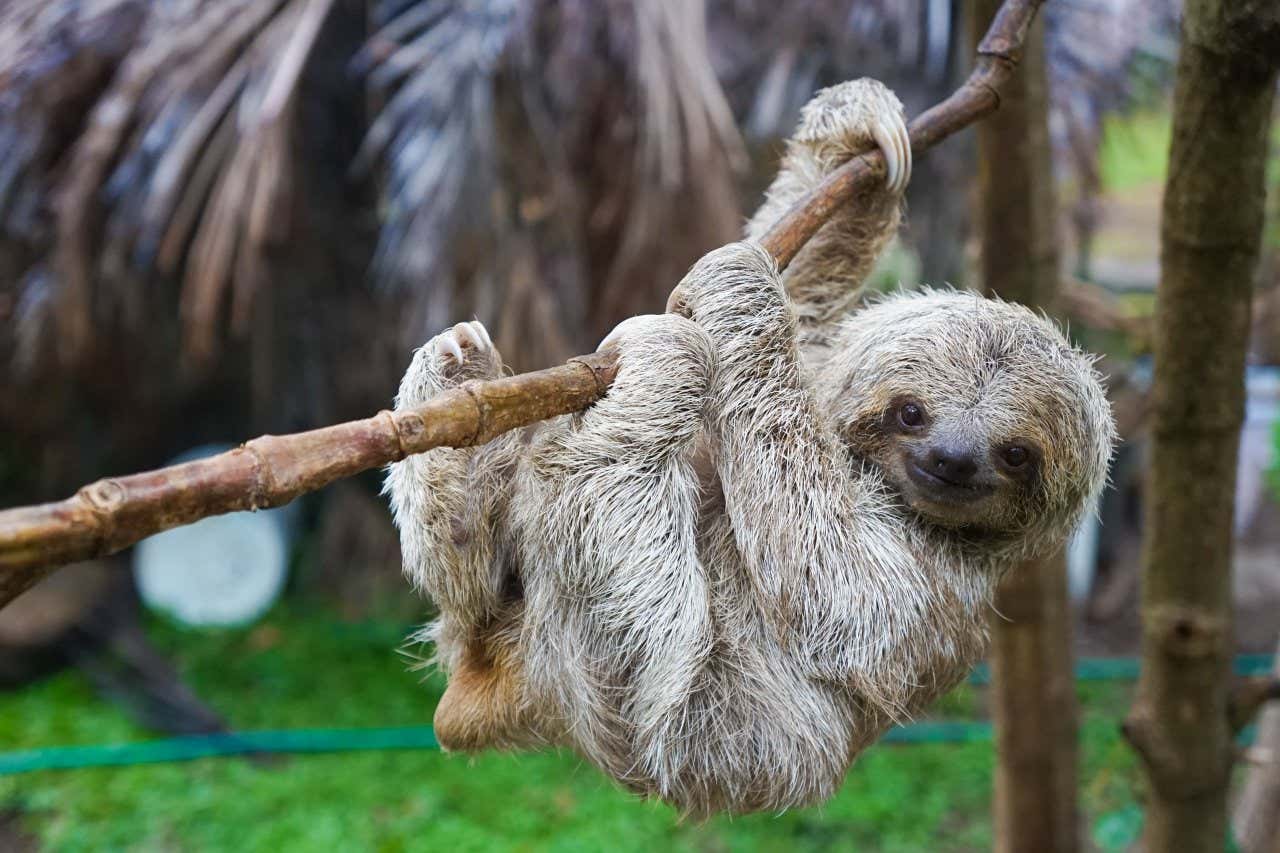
905, 462, 996, 505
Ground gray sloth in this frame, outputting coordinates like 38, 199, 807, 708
386, 79, 1115, 816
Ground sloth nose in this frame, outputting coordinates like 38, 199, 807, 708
925, 444, 979, 484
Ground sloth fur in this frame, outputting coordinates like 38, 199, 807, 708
386, 79, 1116, 816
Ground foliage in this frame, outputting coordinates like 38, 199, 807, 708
1098, 110, 1172, 191
0, 605, 1146, 852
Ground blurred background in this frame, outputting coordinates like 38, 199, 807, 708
0, 0, 1277, 849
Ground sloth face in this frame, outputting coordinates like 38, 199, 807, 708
876, 393, 1046, 532
820, 289, 1115, 548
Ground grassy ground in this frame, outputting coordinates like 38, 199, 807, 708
0, 604, 1146, 852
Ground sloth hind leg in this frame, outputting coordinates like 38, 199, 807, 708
430, 603, 554, 751
387, 322, 540, 750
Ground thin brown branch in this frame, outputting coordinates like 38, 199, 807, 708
1058, 277, 1153, 348
0, 0, 1045, 609
1230, 676, 1280, 734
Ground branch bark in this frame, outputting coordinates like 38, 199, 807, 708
0, 0, 1046, 609
1120, 3, 1278, 850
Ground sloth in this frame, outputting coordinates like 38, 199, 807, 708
386, 79, 1115, 816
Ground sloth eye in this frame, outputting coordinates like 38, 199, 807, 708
897, 402, 925, 429
1001, 444, 1031, 468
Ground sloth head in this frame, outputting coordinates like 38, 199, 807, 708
817, 289, 1115, 556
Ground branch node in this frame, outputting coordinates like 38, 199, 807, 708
241, 442, 273, 511
976, 0, 1039, 63
459, 382, 490, 446
76, 479, 124, 555
568, 352, 621, 393
978, 82, 1002, 112
1147, 604, 1226, 660
392, 409, 428, 454
80, 479, 126, 512
377, 409, 407, 462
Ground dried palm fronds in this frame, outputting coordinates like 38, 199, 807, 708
0, 0, 343, 368
60, 0, 340, 364
353, 0, 518, 298
710, 0, 959, 139
0, 0, 147, 245
356, 0, 745, 363
0, 0, 1180, 379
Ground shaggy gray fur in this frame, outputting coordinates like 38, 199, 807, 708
386, 79, 1115, 816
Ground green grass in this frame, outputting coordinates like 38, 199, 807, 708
1099, 111, 1172, 192
0, 605, 1144, 852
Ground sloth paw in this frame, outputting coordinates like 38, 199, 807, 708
597, 314, 678, 354
397, 321, 502, 409
597, 315, 715, 382
667, 242, 783, 330
795, 78, 912, 194
429, 320, 501, 380
592, 314, 714, 436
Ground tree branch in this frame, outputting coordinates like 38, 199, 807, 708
1230, 676, 1280, 734
0, 0, 1044, 609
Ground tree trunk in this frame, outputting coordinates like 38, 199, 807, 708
1233, 639, 1280, 853
1122, 2, 1278, 851
970, 6, 1079, 851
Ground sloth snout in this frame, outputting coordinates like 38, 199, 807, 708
923, 443, 979, 485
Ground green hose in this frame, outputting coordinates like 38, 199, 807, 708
1, 655, 1270, 776
0, 728, 438, 775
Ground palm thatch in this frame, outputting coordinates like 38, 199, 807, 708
0, 0, 750, 380
354, 0, 746, 365
0, 0, 339, 369
0, 0, 1180, 376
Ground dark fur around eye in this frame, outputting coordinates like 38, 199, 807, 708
995, 443, 1039, 474
888, 398, 928, 433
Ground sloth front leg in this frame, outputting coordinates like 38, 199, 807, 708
744, 78, 911, 329
681, 242, 917, 714
385, 321, 533, 750
515, 314, 716, 785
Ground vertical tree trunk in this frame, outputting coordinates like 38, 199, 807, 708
970, 6, 1079, 852
1122, 3, 1277, 851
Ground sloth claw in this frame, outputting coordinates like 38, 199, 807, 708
597, 324, 625, 353
800, 79, 912, 195
872, 115, 912, 194
596, 314, 670, 353
434, 334, 464, 364
432, 320, 493, 367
